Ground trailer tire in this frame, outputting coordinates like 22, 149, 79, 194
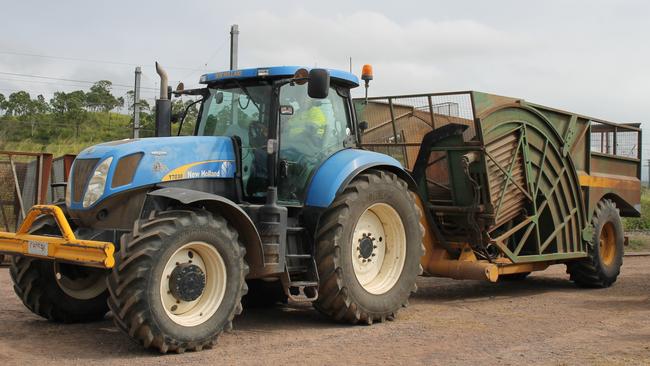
566, 199, 623, 288
313, 170, 423, 324
10, 216, 109, 323
107, 209, 248, 353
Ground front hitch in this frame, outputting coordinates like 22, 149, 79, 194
0, 205, 115, 268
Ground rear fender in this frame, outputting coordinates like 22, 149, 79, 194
305, 149, 415, 208
147, 187, 265, 277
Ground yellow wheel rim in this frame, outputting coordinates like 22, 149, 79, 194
599, 222, 616, 266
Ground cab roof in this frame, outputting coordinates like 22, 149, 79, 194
199, 66, 359, 88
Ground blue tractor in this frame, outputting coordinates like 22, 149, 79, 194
1, 64, 423, 352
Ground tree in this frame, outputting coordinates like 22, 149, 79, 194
86, 80, 121, 112
4, 91, 34, 117
0, 93, 5, 115
50, 90, 88, 138
32, 94, 50, 115
125, 90, 150, 113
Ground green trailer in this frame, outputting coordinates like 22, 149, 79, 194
355, 91, 641, 285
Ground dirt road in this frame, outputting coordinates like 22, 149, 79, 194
1, 257, 649, 365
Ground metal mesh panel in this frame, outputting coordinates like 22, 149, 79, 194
0, 154, 39, 231
617, 130, 639, 158
590, 121, 640, 159
354, 92, 475, 171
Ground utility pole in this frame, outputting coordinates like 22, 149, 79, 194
230, 24, 239, 127
133, 66, 141, 139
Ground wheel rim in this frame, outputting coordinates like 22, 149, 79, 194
351, 203, 407, 295
599, 222, 616, 266
54, 263, 106, 300
160, 241, 227, 327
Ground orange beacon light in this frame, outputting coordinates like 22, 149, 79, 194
361, 64, 373, 103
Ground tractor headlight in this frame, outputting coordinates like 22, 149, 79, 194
82, 157, 113, 208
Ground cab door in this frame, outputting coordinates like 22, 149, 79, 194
277, 84, 353, 204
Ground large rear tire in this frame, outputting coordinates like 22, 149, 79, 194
313, 170, 423, 324
566, 199, 624, 288
107, 209, 248, 353
10, 215, 109, 323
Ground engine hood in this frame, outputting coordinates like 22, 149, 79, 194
68, 136, 236, 210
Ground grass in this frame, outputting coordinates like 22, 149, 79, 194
626, 232, 650, 253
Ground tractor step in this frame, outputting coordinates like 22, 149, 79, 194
282, 226, 319, 302
285, 280, 319, 302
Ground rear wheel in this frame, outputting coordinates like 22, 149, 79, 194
566, 199, 624, 288
107, 209, 248, 353
10, 215, 109, 323
313, 170, 423, 324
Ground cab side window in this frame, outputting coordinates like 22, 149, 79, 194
278, 83, 351, 203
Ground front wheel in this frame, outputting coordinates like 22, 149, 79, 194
107, 209, 248, 353
313, 170, 423, 324
10, 215, 109, 323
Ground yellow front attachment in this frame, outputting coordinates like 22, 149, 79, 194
0, 205, 115, 268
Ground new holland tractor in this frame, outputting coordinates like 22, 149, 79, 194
0, 63, 641, 354
0, 65, 425, 353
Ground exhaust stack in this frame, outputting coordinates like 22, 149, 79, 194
154, 62, 171, 136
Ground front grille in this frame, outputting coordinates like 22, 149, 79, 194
71, 158, 99, 202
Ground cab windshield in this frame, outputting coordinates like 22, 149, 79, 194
196, 83, 272, 197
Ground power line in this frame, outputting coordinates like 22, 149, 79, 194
0, 71, 158, 90
0, 76, 158, 95
180, 37, 229, 81
0, 50, 208, 72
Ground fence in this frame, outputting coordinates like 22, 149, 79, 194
589, 121, 641, 160
353, 92, 476, 170
0, 152, 74, 232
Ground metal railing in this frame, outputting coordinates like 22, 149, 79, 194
589, 121, 641, 160
353, 92, 476, 170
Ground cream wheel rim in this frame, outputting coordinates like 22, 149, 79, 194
351, 203, 407, 295
54, 263, 107, 300
160, 241, 227, 327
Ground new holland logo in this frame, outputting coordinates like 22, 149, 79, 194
161, 160, 234, 182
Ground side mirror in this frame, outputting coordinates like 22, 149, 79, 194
215, 92, 224, 104
358, 121, 368, 134
308, 69, 330, 99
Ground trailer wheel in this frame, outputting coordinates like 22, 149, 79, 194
107, 209, 248, 353
566, 199, 624, 288
313, 170, 423, 324
10, 215, 109, 323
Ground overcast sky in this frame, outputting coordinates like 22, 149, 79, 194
0, 0, 648, 157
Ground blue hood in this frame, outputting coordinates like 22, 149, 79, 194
69, 136, 236, 210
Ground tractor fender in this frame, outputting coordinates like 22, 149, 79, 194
305, 149, 416, 208
147, 187, 264, 276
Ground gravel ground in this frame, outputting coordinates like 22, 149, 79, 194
1, 257, 650, 365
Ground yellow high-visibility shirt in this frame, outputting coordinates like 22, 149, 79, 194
289, 106, 326, 137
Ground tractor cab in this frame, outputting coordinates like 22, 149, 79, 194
187, 66, 360, 205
